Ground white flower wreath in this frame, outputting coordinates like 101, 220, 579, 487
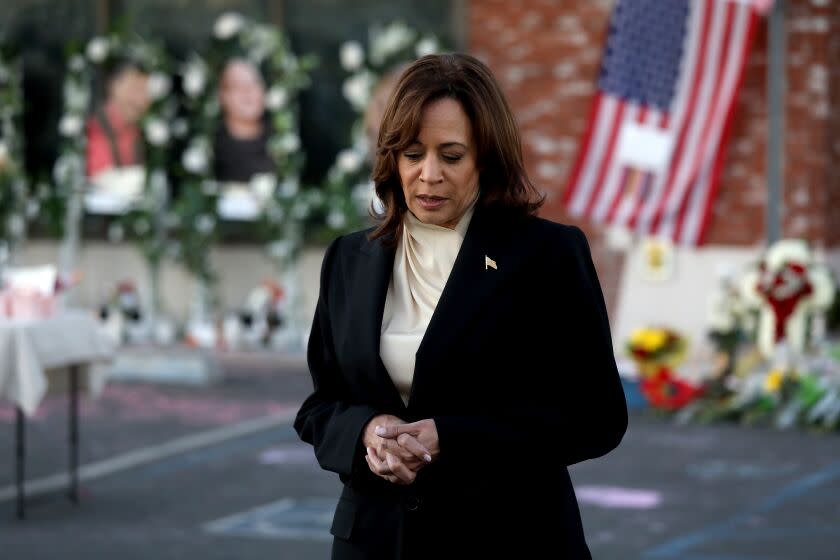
173, 12, 316, 284
54, 32, 179, 265
319, 21, 444, 238
0, 42, 29, 264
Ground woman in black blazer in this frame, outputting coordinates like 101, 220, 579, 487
295, 53, 628, 559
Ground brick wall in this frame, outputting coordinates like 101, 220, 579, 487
468, 0, 840, 315
828, 0, 840, 247
782, 0, 837, 245
703, 22, 768, 245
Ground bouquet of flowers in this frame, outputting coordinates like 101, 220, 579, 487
625, 327, 701, 410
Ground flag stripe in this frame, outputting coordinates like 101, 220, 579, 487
583, 101, 629, 217
568, 94, 619, 215
684, 6, 759, 245
673, 2, 745, 243
562, 92, 605, 207
665, 0, 739, 241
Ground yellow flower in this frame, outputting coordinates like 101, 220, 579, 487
630, 328, 669, 353
763, 369, 785, 393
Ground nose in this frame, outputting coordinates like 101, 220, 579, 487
419, 155, 443, 184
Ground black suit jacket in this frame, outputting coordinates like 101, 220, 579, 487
295, 203, 628, 559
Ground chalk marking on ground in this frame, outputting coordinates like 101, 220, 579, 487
0, 412, 296, 503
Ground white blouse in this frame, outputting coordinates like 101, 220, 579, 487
380, 205, 475, 404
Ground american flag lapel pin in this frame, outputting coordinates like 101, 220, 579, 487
485, 255, 497, 270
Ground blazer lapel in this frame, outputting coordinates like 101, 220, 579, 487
354, 233, 407, 412
411, 204, 529, 405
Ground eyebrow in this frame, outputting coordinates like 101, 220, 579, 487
408, 141, 468, 149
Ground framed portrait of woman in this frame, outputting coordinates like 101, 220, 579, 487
213, 57, 276, 221
84, 57, 151, 215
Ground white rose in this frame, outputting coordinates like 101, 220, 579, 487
327, 210, 347, 230
342, 71, 375, 111
147, 72, 172, 100
371, 22, 415, 65
53, 154, 83, 184
214, 12, 245, 40
145, 119, 170, 146
278, 132, 300, 153
196, 213, 216, 234
65, 81, 90, 112
339, 41, 365, 71
337, 149, 363, 174
59, 114, 84, 137
250, 173, 276, 200
278, 177, 299, 199
415, 37, 439, 58
183, 66, 206, 98
265, 86, 289, 110
182, 144, 208, 173
86, 37, 109, 63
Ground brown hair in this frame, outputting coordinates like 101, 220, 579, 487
369, 53, 543, 241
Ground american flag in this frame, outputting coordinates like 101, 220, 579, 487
563, 0, 771, 246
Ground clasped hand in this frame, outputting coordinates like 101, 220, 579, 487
362, 414, 439, 485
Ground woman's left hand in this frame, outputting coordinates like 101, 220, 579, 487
375, 419, 440, 466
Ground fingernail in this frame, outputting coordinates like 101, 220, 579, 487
424, 454, 432, 463
366, 447, 373, 456
375, 426, 386, 436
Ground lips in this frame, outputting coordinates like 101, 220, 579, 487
416, 195, 447, 210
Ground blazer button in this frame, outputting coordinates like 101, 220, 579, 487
405, 495, 421, 512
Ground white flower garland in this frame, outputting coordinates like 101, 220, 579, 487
54, 32, 179, 271
319, 21, 444, 238
174, 12, 316, 283
0, 43, 29, 264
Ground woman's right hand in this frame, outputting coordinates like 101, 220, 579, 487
362, 414, 431, 484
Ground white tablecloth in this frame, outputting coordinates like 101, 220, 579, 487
0, 310, 115, 417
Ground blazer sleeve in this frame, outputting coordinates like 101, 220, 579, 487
293, 237, 381, 478
434, 226, 628, 467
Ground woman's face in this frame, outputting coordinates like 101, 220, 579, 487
109, 68, 150, 123
220, 60, 266, 123
398, 97, 479, 229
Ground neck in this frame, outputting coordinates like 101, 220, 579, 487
225, 117, 263, 140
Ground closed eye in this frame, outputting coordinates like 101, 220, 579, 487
403, 152, 423, 161
442, 154, 463, 163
